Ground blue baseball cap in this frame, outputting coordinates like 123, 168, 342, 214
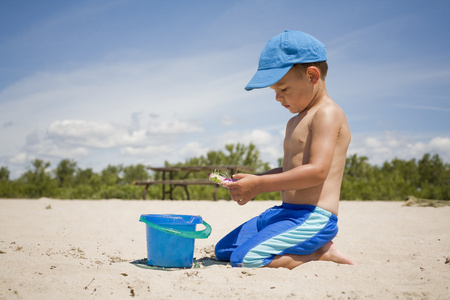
245, 30, 327, 91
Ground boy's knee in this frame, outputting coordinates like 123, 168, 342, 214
214, 243, 231, 261
230, 249, 269, 268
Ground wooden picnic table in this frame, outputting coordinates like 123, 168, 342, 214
133, 165, 254, 200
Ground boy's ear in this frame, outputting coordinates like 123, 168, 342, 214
306, 66, 320, 84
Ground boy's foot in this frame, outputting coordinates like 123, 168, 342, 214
317, 241, 355, 265
266, 241, 354, 269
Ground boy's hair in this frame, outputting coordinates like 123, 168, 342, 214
293, 61, 328, 80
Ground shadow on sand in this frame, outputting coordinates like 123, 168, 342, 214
130, 256, 228, 271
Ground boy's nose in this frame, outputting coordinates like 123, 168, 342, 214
275, 93, 283, 102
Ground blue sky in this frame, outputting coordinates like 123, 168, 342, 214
1, 0, 449, 178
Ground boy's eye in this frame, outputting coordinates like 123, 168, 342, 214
273, 87, 287, 93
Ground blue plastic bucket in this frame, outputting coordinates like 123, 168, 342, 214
139, 214, 211, 268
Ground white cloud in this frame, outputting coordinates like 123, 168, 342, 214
147, 121, 204, 135
47, 120, 149, 148
429, 137, 450, 153
120, 145, 173, 157
216, 129, 281, 146
179, 142, 209, 159
9, 153, 28, 165
220, 115, 237, 127
248, 130, 277, 145
349, 132, 450, 165
27, 140, 89, 158
44, 118, 205, 151
213, 129, 284, 166
48, 120, 117, 148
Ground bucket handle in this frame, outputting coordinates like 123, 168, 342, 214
139, 216, 212, 239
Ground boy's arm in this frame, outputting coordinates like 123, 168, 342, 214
224, 106, 342, 204
255, 167, 283, 176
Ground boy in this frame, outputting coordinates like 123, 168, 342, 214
215, 30, 355, 269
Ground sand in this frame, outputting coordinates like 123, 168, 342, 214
1, 198, 449, 299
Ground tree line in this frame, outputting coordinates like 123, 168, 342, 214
0, 143, 448, 200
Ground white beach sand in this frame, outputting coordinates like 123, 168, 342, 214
1, 198, 449, 299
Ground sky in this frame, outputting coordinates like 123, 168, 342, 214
1, 0, 449, 179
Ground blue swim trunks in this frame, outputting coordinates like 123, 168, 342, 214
215, 203, 338, 268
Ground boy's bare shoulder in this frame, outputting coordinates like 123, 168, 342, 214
312, 99, 347, 125
285, 99, 347, 134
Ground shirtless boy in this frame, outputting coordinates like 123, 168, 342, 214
214, 30, 355, 269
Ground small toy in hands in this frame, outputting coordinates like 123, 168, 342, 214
209, 171, 236, 187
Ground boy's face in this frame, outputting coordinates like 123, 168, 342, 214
270, 67, 315, 114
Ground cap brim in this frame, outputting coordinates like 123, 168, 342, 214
244, 65, 293, 91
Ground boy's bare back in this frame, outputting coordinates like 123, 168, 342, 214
282, 93, 350, 216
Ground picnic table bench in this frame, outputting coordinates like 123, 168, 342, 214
133, 165, 254, 200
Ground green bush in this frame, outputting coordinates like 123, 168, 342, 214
0, 146, 448, 201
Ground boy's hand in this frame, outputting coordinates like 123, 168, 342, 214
222, 173, 261, 205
